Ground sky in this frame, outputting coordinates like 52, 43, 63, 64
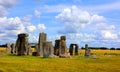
0, 0, 120, 48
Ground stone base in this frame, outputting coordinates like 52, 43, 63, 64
32, 52, 37, 56
59, 53, 71, 58
90, 55, 99, 59
17, 54, 27, 56
84, 55, 99, 59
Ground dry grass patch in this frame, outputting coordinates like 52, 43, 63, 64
0, 48, 120, 72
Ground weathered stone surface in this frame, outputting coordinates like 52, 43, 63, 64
69, 44, 79, 55
15, 33, 29, 56
59, 36, 66, 57
75, 44, 79, 55
6, 43, 11, 54
11, 43, 15, 54
61, 36, 66, 41
54, 40, 60, 56
54, 36, 67, 57
27, 44, 32, 55
37, 33, 47, 56
84, 44, 91, 57
43, 41, 53, 58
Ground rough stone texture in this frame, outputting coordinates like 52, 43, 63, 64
27, 44, 32, 55
84, 44, 91, 57
37, 33, 47, 56
61, 36, 66, 41
6, 43, 11, 54
69, 44, 73, 55
54, 40, 60, 56
69, 44, 79, 55
75, 44, 79, 55
15, 33, 29, 56
11, 43, 15, 54
59, 36, 66, 57
43, 41, 53, 58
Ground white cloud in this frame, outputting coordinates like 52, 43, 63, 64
22, 15, 32, 22
0, 6, 7, 17
0, 17, 25, 35
56, 6, 91, 23
34, 10, 41, 18
47, 35, 61, 41
0, 0, 18, 8
39, 4, 68, 13
0, 33, 6, 37
91, 15, 106, 24
119, 32, 120, 35
0, 5, 47, 43
67, 33, 96, 42
101, 31, 118, 39
56, 5, 108, 34
95, 23, 118, 40
38, 24, 46, 32
26, 25, 36, 32
55, 5, 120, 47
0, 16, 39, 43
56, 5, 91, 34
0, 0, 18, 17
96, 23, 115, 30
28, 34, 39, 43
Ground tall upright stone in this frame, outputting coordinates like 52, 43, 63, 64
84, 44, 91, 57
11, 43, 15, 54
69, 44, 79, 55
37, 32, 47, 56
15, 33, 29, 56
69, 44, 73, 55
59, 36, 66, 57
54, 40, 61, 56
27, 43, 32, 55
6, 43, 11, 54
43, 41, 53, 58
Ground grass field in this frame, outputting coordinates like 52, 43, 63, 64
0, 48, 120, 72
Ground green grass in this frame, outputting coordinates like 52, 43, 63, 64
0, 49, 120, 72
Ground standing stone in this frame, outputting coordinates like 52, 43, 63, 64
69, 44, 74, 55
84, 44, 91, 57
43, 41, 53, 58
59, 36, 66, 57
69, 44, 79, 55
11, 43, 15, 54
27, 44, 32, 55
6, 43, 11, 54
54, 40, 61, 56
61, 36, 66, 41
37, 32, 47, 56
75, 44, 79, 55
15, 33, 29, 56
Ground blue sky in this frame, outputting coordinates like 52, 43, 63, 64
0, 0, 120, 48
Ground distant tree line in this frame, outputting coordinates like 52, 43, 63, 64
0, 44, 120, 50
81, 47, 120, 50
0, 44, 6, 47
